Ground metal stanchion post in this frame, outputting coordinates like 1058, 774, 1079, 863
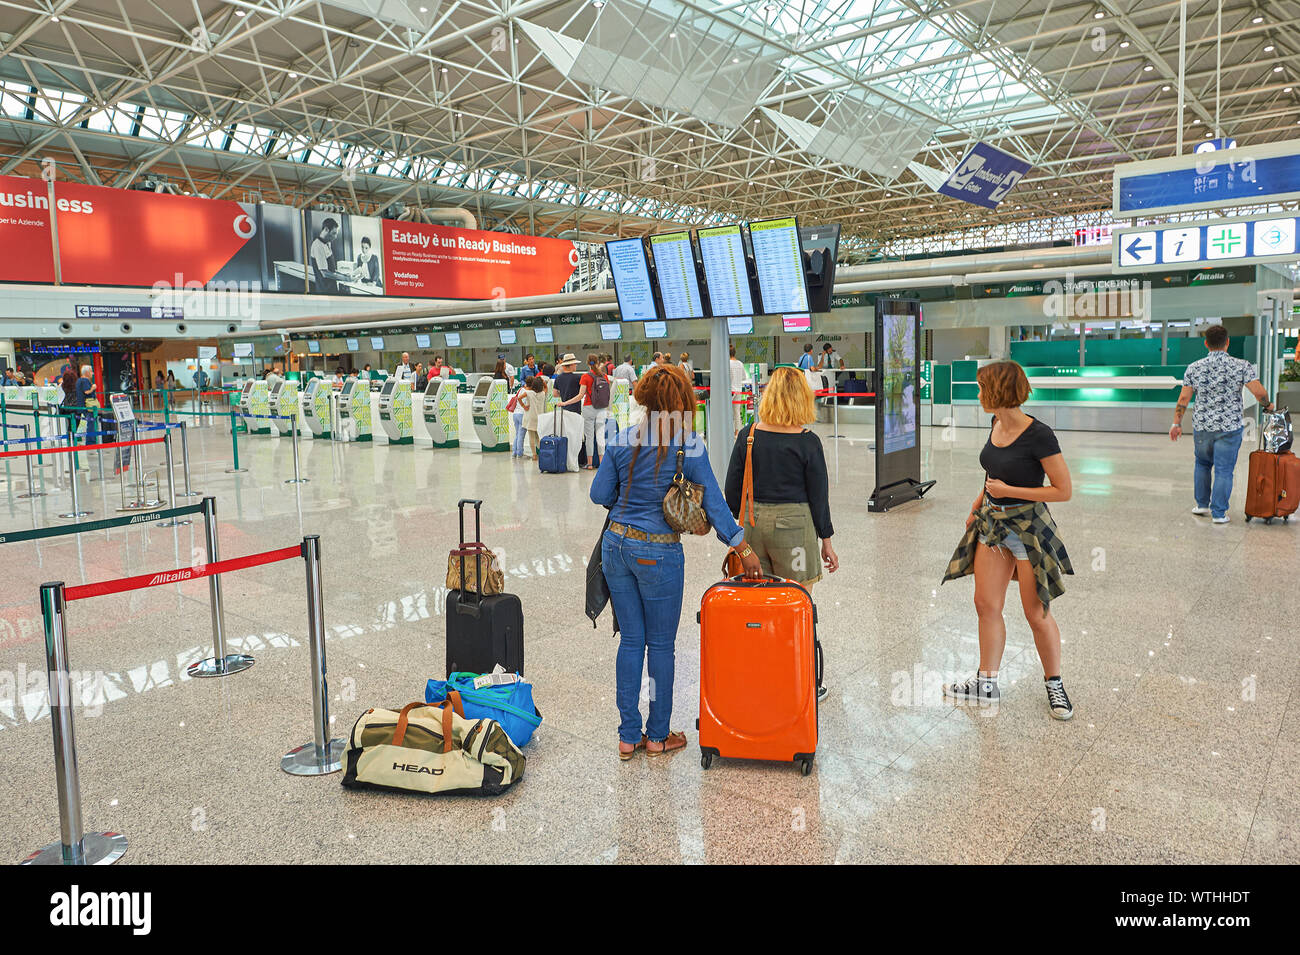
33, 395, 51, 469
21, 583, 127, 865
177, 421, 200, 496
285, 418, 308, 485
187, 496, 255, 678
156, 430, 191, 527
225, 409, 247, 473
282, 535, 344, 774
57, 431, 91, 520
17, 424, 45, 499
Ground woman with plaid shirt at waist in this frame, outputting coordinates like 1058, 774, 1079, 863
942, 360, 1076, 721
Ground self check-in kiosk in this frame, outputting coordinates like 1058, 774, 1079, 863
240, 380, 272, 434
376, 379, 413, 445
471, 378, 510, 452
268, 379, 299, 435
338, 378, 372, 442
423, 377, 461, 448
300, 377, 331, 439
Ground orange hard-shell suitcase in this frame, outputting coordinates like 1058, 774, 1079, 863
1245, 450, 1300, 523
696, 575, 822, 775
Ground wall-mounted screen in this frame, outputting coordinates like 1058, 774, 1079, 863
369, 336, 385, 350
727, 315, 754, 335
307, 340, 321, 354
233, 342, 253, 358
345, 339, 359, 352
649, 231, 704, 319
782, 313, 812, 333
644, 320, 667, 339
606, 237, 658, 321
697, 224, 754, 317
533, 326, 554, 343
600, 322, 622, 341
444, 332, 461, 347
799, 224, 841, 313
415, 333, 431, 348
749, 216, 810, 314
499, 329, 517, 345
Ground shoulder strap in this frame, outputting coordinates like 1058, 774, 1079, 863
740, 426, 756, 526
673, 447, 686, 482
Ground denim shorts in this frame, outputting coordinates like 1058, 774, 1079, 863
980, 530, 1027, 561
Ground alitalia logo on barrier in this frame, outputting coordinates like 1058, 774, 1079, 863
129, 512, 163, 524
147, 569, 194, 586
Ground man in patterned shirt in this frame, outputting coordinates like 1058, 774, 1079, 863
1170, 324, 1274, 523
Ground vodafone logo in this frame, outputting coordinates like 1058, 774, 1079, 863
568, 247, 580, 267
233, 213, 257, 239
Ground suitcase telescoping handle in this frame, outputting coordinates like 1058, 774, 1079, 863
457, 498, 483, 546
456, 499, 485, 611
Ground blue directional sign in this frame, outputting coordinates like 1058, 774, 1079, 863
937, 142, 1032, 209
74, 304, 183, 320
1113, 212, 1299, 270
1114, 137, 1300, 217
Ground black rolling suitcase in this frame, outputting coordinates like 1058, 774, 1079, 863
445, 499, 524, 676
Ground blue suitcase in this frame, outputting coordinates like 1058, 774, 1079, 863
537, 409, 567, 473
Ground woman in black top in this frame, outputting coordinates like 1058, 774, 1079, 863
942, 360, 1075, 721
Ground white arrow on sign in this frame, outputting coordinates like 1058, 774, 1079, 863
1119, 231, 1157, 267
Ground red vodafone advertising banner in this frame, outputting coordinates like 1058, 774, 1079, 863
53, 181, 255, 288
382, 220, 578, 299
0, 174, 57, 283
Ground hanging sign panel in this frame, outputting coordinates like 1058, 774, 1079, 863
937, 143, 1031, 209
1113, 137, 1300, 218
1113, 211, 1300, 271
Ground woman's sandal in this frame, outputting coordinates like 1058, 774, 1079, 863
618, 735, 648, 761
645, 731, 687, 757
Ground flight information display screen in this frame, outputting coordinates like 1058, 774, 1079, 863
727, 315, 754, 335
415, 334, 431, 348
606, 237, 658, 321
444, 332, 461, 347
749, 216, 810, 314
234, 342, 254, 358
498, 329, 517, 345
370, 337, 385, 350
650, 231, 704, 319
344, 339, 359, 352
533, 327, 554, 343
698, 225, 754, 317
782, 314, 812, 333
600, 323, 622, 341
307, 340, 321, 354
644, 320, 667, 339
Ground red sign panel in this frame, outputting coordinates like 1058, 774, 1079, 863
382, 220, 578, 299
0, 175, 56, 283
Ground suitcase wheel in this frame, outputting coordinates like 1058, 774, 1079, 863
700, 753, 713, 770
1265, 517, 1274, 525
799, 757, 814, 777
1245, 516, 1253, 523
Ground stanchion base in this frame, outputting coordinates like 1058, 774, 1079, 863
284, 478, 310, 485
187, 653, 255, 679
117, 499, 165, 512
156, 518, 192, 527
57, 510, 93, 519
178, 490, 203, 497
281, 739, 345, 776
21, 831, 127, 865
16, 492, 46, 499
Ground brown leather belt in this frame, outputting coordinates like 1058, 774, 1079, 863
607, 521, 680, 544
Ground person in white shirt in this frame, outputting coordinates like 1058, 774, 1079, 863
728, 344, 751, 435
613, 357, 638, 386
394, 352, 413, 380
497, 353, 517, 385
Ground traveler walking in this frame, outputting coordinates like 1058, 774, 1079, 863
728, 344, 750, 436
580, 353, 613, 470
941, 360, 1076, 720
508, 376, 529, 457
550, 353, 586, 471
591, 364, 761, 760
520, 377, 545, 459
1170, 324, 1274, 523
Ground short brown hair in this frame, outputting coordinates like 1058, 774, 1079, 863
977, 360, 1031, 410
758, 366, 816, 427
1204, 324, 1228, 349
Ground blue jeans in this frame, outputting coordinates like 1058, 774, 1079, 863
1193, 427, 1244, 519
511, 411, 525, 455
601, 531, 685, 745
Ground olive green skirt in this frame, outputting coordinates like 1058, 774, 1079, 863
742, 501, 822, 585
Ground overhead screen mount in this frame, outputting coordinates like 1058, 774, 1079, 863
868, 297, 935, 513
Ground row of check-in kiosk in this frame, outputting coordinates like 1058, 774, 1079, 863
234, 373, 628, 451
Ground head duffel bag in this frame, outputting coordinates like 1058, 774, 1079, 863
341, 692, 525, 796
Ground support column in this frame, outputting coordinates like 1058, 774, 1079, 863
988, 325, 1009, 360
707, 317, 732, 484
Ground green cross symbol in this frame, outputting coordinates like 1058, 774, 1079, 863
1211, 229, 1243, 255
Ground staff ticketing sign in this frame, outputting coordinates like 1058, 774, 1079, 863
1113, 137, 1300, 217
937, 143, 1031, 209
1113, 212, 1299, 271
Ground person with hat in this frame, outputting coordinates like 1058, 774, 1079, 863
547, 353, 585, 471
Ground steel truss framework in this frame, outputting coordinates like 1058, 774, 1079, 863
1, 0, 1298, 261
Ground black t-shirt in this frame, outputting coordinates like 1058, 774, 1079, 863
554, 371, 582, 406
724, 425, 834, 539
979, 416, 1062, 505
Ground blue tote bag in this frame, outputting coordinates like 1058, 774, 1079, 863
426, 672, 542, 746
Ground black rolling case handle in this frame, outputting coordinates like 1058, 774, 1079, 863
456, 499, 485, 617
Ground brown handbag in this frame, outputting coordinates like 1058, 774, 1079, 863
446, 542, 506, 595
723, 428, 757, 576
662, 448, 711, 535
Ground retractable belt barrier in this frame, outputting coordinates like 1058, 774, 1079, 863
0, 437, 163, 459
0, 502, 204, 544
22, 522, 342, 867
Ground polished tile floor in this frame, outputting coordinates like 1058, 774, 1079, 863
0, 417, 1295, 864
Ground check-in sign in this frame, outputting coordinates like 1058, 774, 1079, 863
1114, 212, 1299, 270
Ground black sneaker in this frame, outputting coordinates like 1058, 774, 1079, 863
1045, 677, 1074, 720
943, 674, 999, 705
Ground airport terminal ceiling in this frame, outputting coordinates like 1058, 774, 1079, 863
2, 0, 1300, 261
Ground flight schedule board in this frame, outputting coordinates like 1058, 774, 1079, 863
606, 237, 658, 321
750, 217, 809, 314
698, 225, 753, 317
650, 232, 704, 319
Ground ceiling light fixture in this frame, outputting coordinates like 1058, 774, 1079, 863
1253, 15, 1264, 24
1265, 45, 1275, 52
1162, 85, 1171, 91
289, 71, 298, 78
1143, 64, 1153, 72
235, 9, 246, 15
1094, 11, 1104, 19
1274, 66, 1284, 72
1120, 41, 1130, 48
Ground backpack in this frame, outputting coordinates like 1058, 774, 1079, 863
590, 374, 611, 409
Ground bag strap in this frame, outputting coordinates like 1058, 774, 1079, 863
392, 693, 464, 752
672, 447, 686, 485
739, 427, 756, 527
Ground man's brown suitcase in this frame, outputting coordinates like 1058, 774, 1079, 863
1245, 449, 1300, 523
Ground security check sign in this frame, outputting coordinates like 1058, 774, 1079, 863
937, 143, 1031, 209
1113, 212, 1300, 271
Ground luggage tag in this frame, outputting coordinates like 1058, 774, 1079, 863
474, 665, 521, 689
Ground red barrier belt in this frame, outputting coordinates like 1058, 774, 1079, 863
64, 544, 303, 602
0, 437, 164, 460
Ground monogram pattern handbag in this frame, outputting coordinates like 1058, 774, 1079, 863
662, 448, 711, 535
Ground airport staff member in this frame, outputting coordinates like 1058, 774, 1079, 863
395, 353, 413, 380
816, 342, 845, 373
